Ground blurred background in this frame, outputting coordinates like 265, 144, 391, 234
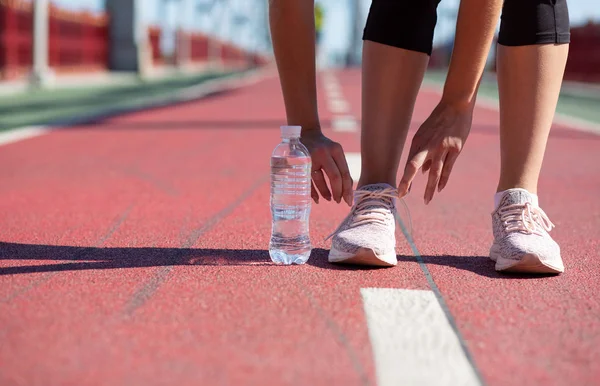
0, 0, 598, 131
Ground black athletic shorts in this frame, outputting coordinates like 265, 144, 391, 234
363, 0, 571, 56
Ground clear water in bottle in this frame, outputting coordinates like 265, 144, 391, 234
269, 126, 312, 265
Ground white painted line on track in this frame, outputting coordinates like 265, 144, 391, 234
322, 72, 336, 82
332, 115, 358, 132
321, 73, 353, 116
0, 68, 274, 148
324, 84, 342, 96
326, 89, 343, 100
345, 152, 361, 182
328, 99, 350, 114
322, 75, 338, 87
361, 288, 481, 386
0, 126, 50, 147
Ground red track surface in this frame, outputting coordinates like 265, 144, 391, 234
0, 70, 598, 385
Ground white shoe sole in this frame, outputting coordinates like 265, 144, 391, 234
329, 246, 397, 267
490, 244, 564, 274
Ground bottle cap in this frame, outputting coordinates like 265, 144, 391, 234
280, 125, 302, 138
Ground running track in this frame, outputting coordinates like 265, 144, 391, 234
0, 70, 598, 385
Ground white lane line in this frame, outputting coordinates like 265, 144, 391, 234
323, 79, 340, 89
345, 152, 361, 182
332, 115, 358, 132
0, 126, 51, 146
326, 89, 343, 100
322, 75, 337, 84
322, 72, 337, 83
321, 73, 354, 118
324, 84, 341, 97
0, 68, 274, 148
361, 288, 481, 386
322, 75, 338, 88
328, 99, 350, 114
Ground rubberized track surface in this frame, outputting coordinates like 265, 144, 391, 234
1, 70, 598, 385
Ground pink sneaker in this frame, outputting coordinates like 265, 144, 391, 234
490, 189, 564, 274
327, 183, 398, 267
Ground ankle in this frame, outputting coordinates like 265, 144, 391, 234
494, 187, 540, 209
496, 182, 538, 195
357, 177, 396, 190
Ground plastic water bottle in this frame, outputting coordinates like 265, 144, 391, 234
269, 125, 312, 264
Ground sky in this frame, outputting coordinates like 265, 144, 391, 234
52, 0, 600, 58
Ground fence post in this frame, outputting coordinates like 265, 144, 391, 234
106, 0, 146, 75
177, 0, 191, 72
0, 2, 17, 80
30, 0, 53, 86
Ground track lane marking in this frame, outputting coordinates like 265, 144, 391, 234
361, 288, 481, 386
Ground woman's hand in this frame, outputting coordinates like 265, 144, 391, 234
398, 101, 474, 204
301, 130, 353, 206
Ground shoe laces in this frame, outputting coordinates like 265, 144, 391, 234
325, 187, 412, 240
499, 202, 555, 236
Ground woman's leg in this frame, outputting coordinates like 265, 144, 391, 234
496, 0, 570, 194
358, 42, 429, 187
358, 1, 439, 188
490, 0, 569, 274
328, 0, 439, 267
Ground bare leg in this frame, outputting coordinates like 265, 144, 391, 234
496, 43, 569, 194
358, 41, 429, 188
327, 1, 438, 267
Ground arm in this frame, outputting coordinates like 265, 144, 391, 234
268, 0, 353, 205
441, 0, 503, 108
398, 0, 503, 202
268, 0, 320, 132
